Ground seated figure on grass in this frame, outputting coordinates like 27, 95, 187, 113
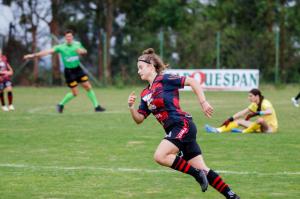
205, 88, 278, 134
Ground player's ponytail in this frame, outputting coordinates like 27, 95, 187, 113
249, 89, 264, 111
138, 48, 168, 74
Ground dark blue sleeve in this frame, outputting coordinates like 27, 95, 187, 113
137, 97, 151, 118
163, 74, 186, 90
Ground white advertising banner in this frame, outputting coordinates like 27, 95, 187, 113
166, 69, 259, 91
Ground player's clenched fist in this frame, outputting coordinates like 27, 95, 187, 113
128, 91, 136, 108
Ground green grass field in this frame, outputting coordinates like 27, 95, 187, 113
0, 86, 299, 199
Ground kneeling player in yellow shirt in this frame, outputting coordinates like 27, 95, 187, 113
205, 89, 278, 134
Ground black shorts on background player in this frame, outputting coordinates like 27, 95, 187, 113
64, 67, 88, 87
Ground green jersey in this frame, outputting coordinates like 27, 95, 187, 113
53, 41, 86, 69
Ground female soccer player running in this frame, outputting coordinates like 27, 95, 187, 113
206, 89, 278, 133
128, 48, 240, 199
0, 49, 14, 111
24, 30, 105, 113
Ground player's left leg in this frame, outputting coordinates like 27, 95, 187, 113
217, 119, 251, 133
189, 156, 240, 199
295, 92, 300, 101
243, 117, 269, 133
291, 92, 300, 107
81, 80, 105, 112
0, 89, 8, 111
5, 85, 14, 110
217, 121, 239, 132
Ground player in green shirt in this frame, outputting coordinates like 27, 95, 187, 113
24, 30, 105, 113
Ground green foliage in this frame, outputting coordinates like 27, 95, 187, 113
4, 0, 300, 84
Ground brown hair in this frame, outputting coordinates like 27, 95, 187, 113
64, 29, 74, 35
138, 48, 168, 74
249, 88, 264, 111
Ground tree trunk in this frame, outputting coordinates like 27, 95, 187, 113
97, 31, 103, 81
266, 0, 275, 33
96, 1, 103, 81
279, 0, 286, 81
32, 26, 39, 84
50, 0, 61, 85
105, 0, 113, 84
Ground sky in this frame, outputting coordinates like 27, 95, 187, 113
0, 4, 13, 36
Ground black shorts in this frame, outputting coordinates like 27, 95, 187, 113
0, 80, 12, 91
164, 119, 202, 161
64, 67, 89, 88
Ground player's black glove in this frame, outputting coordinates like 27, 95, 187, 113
221, 116, 234, 127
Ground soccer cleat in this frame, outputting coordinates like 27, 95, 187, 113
2, 106, 9, 111
8, 105, 15, 111
195, 169, 208, 192
228, 194, 240, 199
56, 104, 64, 113
205, 124, 219, 133
291, 97, 299, 107
95, 105, 106, 112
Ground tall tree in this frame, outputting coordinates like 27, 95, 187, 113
104, 0, 113, 84
49, 0, 61, 85
17, 0, 51, 84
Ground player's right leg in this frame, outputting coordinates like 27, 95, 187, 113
154, 139, 208, 192
291, 92, 300, 107
56, 85, 78, 113
56, 69, 79, 113
0, 90, 8, 111
291, 97, 299, 107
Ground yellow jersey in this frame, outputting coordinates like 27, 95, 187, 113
248, 99, 278, 132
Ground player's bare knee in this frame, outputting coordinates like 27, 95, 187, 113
236, 119, 243, 125
153, 152, 166, 165
72, 91, 78, 96
256, 118, 264, 124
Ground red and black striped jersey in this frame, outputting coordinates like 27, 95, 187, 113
138, 74, 191, 129
0, 55, 11, 82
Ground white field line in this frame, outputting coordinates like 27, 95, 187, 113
27, 106, 127, 114
0, 163, 299, 176
27, 106, 54, 113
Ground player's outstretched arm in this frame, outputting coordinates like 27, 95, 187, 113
128, 91, 145, 124
185, 77, 213, 118
23, 49, 55, 60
